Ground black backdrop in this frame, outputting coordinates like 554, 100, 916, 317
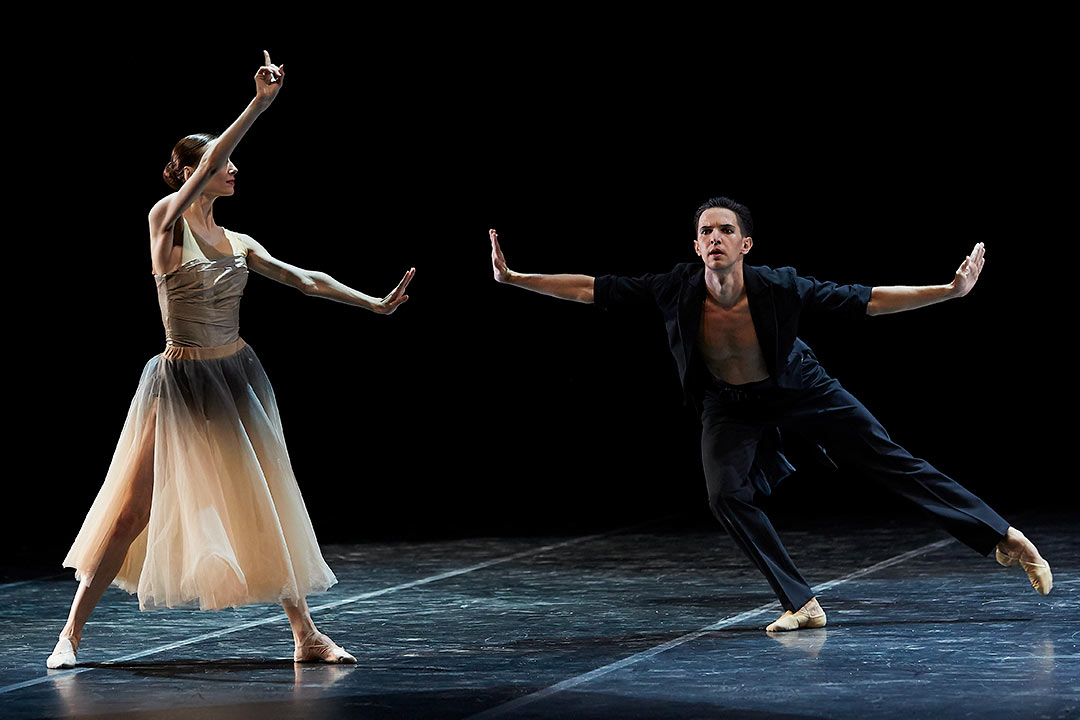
9, 25, 1074, 574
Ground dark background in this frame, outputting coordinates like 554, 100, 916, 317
8, 22, 1074, 576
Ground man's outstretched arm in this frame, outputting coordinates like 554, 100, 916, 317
489, 229, 595, 303
866, 242, 986, 316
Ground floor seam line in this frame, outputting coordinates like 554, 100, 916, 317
465, 537, 955, 719
1, 517, 671, 696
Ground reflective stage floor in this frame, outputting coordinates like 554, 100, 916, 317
1, 514, 1075, 719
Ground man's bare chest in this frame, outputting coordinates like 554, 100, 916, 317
698, 299, 763, 357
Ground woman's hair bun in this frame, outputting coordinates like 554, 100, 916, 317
162, 133, 219, 190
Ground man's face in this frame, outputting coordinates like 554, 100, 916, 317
694, 207, 752, 272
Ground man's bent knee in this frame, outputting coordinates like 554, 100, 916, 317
707, 486, 747, 520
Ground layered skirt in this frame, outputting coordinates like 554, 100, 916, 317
63, 339, 337, 610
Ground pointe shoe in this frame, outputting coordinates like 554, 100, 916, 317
46, 637, 77, 669
293, 631, 357, 664
996, 548, 1053, 595
765, 607, 827, 632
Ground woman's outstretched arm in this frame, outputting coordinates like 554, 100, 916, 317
244, 235, 415, 315
148, 51, 284, 266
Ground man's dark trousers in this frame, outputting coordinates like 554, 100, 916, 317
699, 351, 1011, 612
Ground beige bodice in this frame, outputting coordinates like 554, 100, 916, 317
154, 219, 251, 348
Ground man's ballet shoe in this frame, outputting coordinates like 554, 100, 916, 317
996, 548, 1053, 595
765, 607, 827, 633
293, 631, 357, 664
995, 548, 1018, 567
46, 636, 77, 670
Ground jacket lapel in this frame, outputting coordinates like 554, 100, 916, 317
742, 264, 780, 378
678, 266, 706, 382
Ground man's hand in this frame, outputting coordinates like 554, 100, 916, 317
949, 242, 985, 298
490, 229, 511, 283
868, 242, 987, 315
487, 228, 595, 302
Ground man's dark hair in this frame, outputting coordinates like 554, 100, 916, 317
694, 197, 754, 237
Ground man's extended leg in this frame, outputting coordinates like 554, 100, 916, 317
780, 369, 1050, 593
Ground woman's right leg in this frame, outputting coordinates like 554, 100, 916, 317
49, 408, 156, 667
283, 597, 356, 664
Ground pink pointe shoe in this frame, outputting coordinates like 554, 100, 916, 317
46, 636, 77, 669
996, 548, 1053, 595
293, 631, 357, 664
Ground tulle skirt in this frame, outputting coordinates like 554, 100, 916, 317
63, 339, 337, 610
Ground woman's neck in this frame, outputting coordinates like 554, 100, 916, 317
184, 194, 218, 229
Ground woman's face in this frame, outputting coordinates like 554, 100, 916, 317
183, 158, 238, 197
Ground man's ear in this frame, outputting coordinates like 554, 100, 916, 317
742, 236, 753, 255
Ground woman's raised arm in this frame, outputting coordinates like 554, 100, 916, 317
148, 51, 284, 263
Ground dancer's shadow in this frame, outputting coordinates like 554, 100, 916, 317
51, 659, 355, 716
81, 658, 298, 674
768, 628, 827, 658
714, 615, 1035, 635
78, 658, 312, 685
76, 659, 357, 690
820, 616, 1036, 629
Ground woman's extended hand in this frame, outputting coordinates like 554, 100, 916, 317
254, 50, 284, 106
373, 268, 416, 315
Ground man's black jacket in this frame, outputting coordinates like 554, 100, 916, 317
594, 261, 872, 399
593, 261, 873, 493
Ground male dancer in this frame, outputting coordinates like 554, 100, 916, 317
488, 196, 1050, 632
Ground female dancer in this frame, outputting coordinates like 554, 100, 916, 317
47, 51, 415, 669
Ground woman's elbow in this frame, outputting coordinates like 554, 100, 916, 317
200, 144, 228, 174
297, 271, 328, 296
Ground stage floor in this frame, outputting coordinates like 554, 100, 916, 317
1, 514, 1075, 719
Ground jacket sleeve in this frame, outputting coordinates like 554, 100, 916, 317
794, 274, 872, 320
593, 273, 664, 311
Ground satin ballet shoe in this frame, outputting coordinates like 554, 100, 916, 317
765, 607, 827, 633
293, 631, 357, 664
995, 547, 1018, 567
46, 636, 77, 669
996, 548, 1053, 595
